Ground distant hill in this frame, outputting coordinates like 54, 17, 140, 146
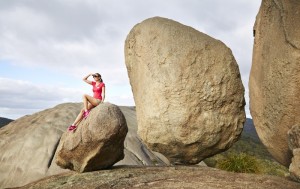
233, 118, 274, 159
0, 117, 13, 128
243, 118, 260, 141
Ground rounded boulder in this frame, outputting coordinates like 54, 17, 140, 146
125, 17, 245, 164
56, 103, 128, 172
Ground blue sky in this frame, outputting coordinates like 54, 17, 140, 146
0, 0, 261, 119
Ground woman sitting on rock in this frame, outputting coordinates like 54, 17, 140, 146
68, 73, 105, 131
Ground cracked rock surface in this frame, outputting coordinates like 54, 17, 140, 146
19, 166, 300, 189
0, 103, 82, 189
0, 103, 168, 188
55, 103, 128, 172
249, 0, 300, 167
125, 17, 245, 165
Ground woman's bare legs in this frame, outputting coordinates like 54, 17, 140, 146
83, 94, 101, 111
72, 109, 84, 126
72, 103, 94, 126
69, 94, 101, 131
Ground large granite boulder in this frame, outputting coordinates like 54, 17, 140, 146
249, 0, 300, 166
0, 103, 168, 189
116, 106, 170, 166
0, 103, 82, 188
125, 17, 246, 164
56, 103, 128, 172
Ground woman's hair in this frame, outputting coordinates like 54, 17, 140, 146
94, 73, 103, 82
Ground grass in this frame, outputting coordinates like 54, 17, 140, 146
216, 152, 260, 173
203, 126, 289, 177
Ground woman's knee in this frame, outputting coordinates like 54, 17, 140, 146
82, 94, 88, 99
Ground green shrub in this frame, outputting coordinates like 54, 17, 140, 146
216, 152, 260, 173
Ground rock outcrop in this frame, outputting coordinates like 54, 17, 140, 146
249, 0, 300, 166
19, 166, 300, 189
116, 106, 170, 166
55, 103, 128, 172
125, 17, 246, 164
0, 103, 168, 188
0, 103, 82, 188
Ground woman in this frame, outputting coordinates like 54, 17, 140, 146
68, 73, 105, 131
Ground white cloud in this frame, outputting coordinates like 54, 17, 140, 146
0, 77, 81, 103
0, 107, 40, 120
0, 77, 134, 119
0, 0, 261, 119
0, 77, 80, 118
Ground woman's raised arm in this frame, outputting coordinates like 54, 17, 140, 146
83, 73, 93, 84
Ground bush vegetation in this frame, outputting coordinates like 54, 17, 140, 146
203, 120, 289, 177
216, 152, 260, 173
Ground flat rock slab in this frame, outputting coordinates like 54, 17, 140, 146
19, 166, 300, 189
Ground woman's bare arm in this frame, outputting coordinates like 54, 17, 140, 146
83, 73, 93, 84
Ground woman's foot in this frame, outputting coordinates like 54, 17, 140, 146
83, 110, 90, 119
68, 125, 77, 132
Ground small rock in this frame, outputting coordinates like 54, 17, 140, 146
288, 124, 300, 150
289, 148, 300, 182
